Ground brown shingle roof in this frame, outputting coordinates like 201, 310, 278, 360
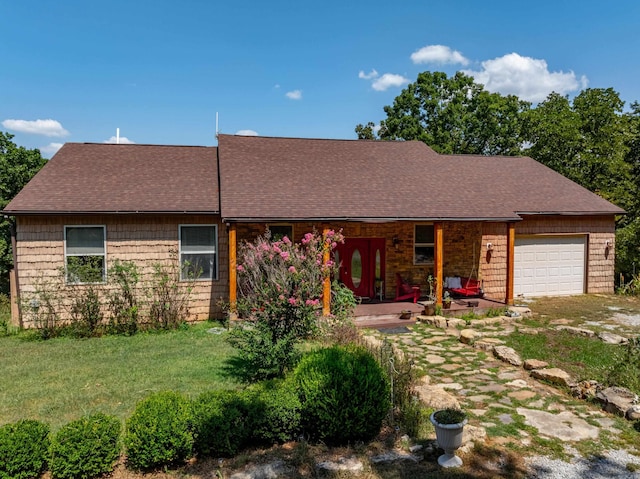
217, 134, 624, 221
4, 143, 219, 214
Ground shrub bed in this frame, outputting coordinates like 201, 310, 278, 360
50, 413, 121, 479
192, 390, 253, 457
293, 344, 390, 444
124, 391, 194, 471
0, 419, 50, 479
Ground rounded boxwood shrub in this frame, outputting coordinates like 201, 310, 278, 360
248, 378, 302, 444
293, 344, 390, 444
124, 391, 194, 471
0, 419, 50, 479
192, 390, 253, 457
50, 413, 121, 479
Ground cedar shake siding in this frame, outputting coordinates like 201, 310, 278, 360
16, 215, 228, 326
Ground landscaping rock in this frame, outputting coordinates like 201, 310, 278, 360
509, 305, 531, 316
530, 367, 572, 387
447, 318, 466, 328
570, 380, 601, 399
516, 408, 599, 441
493, 346, 523, 366
597, 331, 628, 344
459, 328, 481, 344
523, 359, 548, 370
230, 460, 288, 479
596, 386, 639, 417
473, 338, 504, 351
556, 325, 596, 337
626, 405, 640, 420
316, 456, 363, 472
414, 384, 460, 410
370, 451, 422, 464
460, 425, 487, 452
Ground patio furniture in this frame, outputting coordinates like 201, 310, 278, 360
445, 276, 483, 298
394, 273, 421, 303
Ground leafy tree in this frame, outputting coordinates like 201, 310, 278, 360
0, 132, 46, 293
616, 102, 640, 280
356, 71, 529, 155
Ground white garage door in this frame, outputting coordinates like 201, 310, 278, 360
514, 236, 586, 297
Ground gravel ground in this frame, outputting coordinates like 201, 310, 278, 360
526, 450, 640, 478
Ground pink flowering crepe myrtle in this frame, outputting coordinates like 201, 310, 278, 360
235, 229, 344, 335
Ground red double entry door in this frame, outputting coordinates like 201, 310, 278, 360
335, 238, 386, 299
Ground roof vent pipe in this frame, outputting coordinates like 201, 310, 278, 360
116, 128, 120, 144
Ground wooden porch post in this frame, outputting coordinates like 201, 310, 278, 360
506, 222, 515, 306
322, 228, 331, 316
228, 223, 237, 316
435, 222, 443, 307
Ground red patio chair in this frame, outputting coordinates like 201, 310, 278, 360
394, 273, 421, 303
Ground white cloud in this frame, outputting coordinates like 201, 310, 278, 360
41, 142, 63, 156
235, 129, 258, 136
463, 53, 588, 102
285, 90, 302, 100
2, 118, 69, 137
104, 136, 135, 144
371, 73, 410, 92
410, 45, 469, 66
358, 69, 378, 80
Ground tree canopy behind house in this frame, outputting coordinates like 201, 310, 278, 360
356, 71, 640, 282
0, 132, 47, 293
356, 71, 530, 156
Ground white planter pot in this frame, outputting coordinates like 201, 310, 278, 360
430, 411, 468, 468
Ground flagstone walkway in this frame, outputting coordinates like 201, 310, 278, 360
363, 317, 640, 457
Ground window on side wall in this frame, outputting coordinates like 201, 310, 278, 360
65, 226, 106, 283
180, 225, 217, 281
268, 224, 293, 241
414, 224, 435, 265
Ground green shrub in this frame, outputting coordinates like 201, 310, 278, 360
249, 379, 302, 444
227, 322, 300, 380
192, 390, 252, 457
106, 260, 140, 335
0, 419, 50, 479
50, 414, 121, 479
293, 345, 390, 444
124, 391, 194, 471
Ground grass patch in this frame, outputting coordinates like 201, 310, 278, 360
504, 330, 619, 383
0, 322, 239, 430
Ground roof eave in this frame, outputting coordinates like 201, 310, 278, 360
3, 210, 221, 216
516, 210, 625, 216
221, 215, 523, 223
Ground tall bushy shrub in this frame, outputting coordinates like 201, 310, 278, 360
192, 390, 252, 457
0, 419, 50, 479
230, 230, 343, 379
146, 258, 193, 330
107, 260, 140, 335
124, 391, 194, 471
50, 414, 121, 479
293, 345, 390, 444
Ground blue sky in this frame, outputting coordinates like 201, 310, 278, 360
2, 0, 639, 157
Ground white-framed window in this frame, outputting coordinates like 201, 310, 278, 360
267, 224, 293, 241
179, 224, 217, 281
414, 224, 435, 265
64, 225, 106, 283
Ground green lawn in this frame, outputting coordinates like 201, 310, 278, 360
0, 322, 239, 430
